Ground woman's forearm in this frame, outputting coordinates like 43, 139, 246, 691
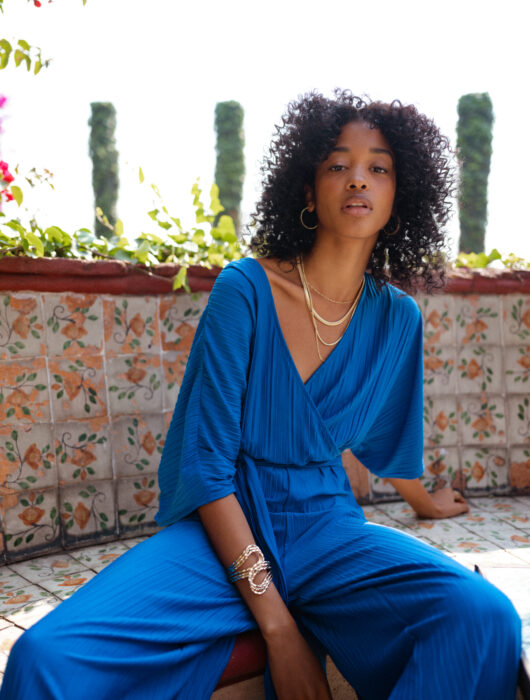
198, 494, 296, 640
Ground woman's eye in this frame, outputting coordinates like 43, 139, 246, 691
329, 164, 346, 172
372, 166, 388, 174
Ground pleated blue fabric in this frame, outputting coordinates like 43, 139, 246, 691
1, 257, 521, 699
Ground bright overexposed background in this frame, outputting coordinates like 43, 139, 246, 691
0, 0, 528, 259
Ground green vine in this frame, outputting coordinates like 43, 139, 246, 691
454, 249, 530, 270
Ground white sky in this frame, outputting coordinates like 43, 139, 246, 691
0, 0, 528, 259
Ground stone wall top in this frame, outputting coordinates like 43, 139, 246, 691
0, 257, 529, 295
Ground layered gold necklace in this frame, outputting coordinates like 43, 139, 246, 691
296, 257, 365, 362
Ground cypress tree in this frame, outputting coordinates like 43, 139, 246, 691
89, 102, 119, 239
456, 93, 494, 253
214, 101, 245, 232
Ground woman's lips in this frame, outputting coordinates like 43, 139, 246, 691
342, 202, 372, 216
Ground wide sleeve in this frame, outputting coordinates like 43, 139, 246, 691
155, 263, 256, 526
353, 294, 425, 479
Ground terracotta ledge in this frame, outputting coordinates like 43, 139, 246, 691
0, 257, 529, 295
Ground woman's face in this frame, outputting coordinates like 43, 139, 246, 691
306, 121, 396, 242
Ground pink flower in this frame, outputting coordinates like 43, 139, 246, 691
34, 0, 42, 6
0, 161, 8, 173
2, 172, 14, 184
1, 189, 14, 202
0, 96, 7, 109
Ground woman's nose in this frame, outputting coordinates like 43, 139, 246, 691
347, 175, 368, 190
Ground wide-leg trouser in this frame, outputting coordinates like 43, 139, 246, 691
1, 464, 522, 700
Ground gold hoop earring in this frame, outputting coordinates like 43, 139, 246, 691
383, 215, 401, 236
300, 207, 318, 230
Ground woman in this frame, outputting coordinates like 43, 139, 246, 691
2, 91, 521, 699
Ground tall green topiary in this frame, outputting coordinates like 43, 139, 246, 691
214, 101, 245, 232
456, 93, 494, 253
89, 102, 119, 239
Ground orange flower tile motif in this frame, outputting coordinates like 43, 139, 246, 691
503, 296, 530, 344
455, 295, 501, 345
54, 418, 111, 484
423, 346, 455, 394
0, 358, 50, 423
113, 414, 165, 477
42, 293, 103, 357
423, 397, 458, 447
2, 489, 60, 558
159, 292, 207, 352
49, 356, 107, 421
457, 346, 502, 393
0, 293, 45, 360
0, 424, 56, 504
508, 448, 530, 492
117, 475, 160, 534
107, 355, 162, 415
420, 447, 459, 492
60, 480, 116, 544
103, 297, 159, 356
461, 447, 508, 492
420, 296, 455, 346
459, 394, 506, 446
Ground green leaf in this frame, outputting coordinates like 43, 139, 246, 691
139, 167, 144, 184
10, 185, 23, 206
114, 219, 124, 237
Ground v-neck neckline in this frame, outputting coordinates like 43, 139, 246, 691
247, 257, 367, 389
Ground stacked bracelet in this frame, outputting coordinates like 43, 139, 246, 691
227, 544, 272, 595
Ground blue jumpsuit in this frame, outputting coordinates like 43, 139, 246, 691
1, 257, 521, 699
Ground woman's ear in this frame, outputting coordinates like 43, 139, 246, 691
304, 185, 315, 213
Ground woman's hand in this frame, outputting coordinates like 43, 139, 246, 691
264, 622, 332, 700
425, 487, 469, 519
387, 477, 469, 519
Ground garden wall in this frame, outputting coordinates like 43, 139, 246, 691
0, 258, 529, 563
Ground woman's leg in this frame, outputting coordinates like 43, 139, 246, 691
1, 521, 256, 700
282, 511, 521, 700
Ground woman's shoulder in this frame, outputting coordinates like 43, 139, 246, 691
367, 275, 421, 323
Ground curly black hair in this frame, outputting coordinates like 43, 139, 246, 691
249, 89, 455, 293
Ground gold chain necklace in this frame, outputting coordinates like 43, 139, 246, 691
306, 280, 356, 305
296, 258, 365, 361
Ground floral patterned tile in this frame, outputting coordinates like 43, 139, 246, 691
508, 448, 530, 493
59, 480, 116, 545
469, 495, 530, 517
67, 541, 129, 571
117, 474, 160, 535
48, 356, 108, 421
423, 346, 456, 395
37, 569, 97, 599
4, 594, 60, 629
459, 510, 529, 540
448, 548, 528, 570
42, 293, 103, 357
460, 447, 509, 493
505, 345, 530, 392
457, 345, 503, 394
0, 293, 45, 360
421, 447, 460, 492
0, 357, 50, 424
455, 295, 501, 345
8, 552, 88, 583
502, 296, 530, 345
0, 423, 56, 498
113, 414, 164, 477
459, 394, 506, 446
420, 294, 456, 346
506, 397, 530, 447
103, 297, 159, 356
0, 569, 35, 594
0, 624, 24, 673
107, 355, 162, 416
161, 352, 188, 411
159, 292, 207, 352
2, 489, 60, 559
424, 396, 458, 448
457, 516, 530, 562
0, 583, 53, 615
369, 474, 398, 501
54, 418, 111, 485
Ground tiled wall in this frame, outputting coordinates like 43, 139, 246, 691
0, 285, 529, 562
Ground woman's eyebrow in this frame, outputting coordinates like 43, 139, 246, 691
330, 146, 393, 158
